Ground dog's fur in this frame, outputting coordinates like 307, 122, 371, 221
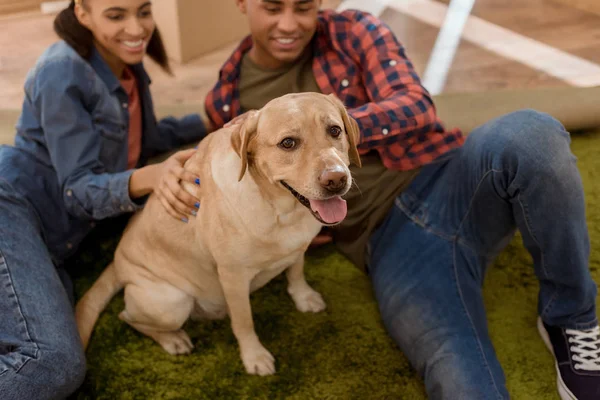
75, 93, 361, 376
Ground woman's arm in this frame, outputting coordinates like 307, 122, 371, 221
32, 59, 199, 221
142, 90, 212, 155
129, 149, 201, 221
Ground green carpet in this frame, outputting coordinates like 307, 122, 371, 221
66, 130, 600, 400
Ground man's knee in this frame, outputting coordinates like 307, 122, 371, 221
484, 109, 568, 152
503, 109, 563, 131
472, 109, 577, 184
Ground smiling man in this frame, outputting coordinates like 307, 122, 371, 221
203, 1, 600, 399
242, 0, 317, 68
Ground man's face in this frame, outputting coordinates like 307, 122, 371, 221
236, 0, 321, 69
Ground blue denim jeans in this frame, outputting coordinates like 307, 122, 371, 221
369, 110, 598, 399
0, 180, 86, 400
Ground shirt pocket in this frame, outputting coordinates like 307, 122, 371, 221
95, 117, 127, 172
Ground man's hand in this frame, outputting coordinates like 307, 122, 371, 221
310, 229, 333, 247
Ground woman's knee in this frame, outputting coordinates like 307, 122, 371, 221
46, 333, 87, 393
46, 344, 87, 396
1, 341, 87, 400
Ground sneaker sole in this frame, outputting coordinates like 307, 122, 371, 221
537, 317, 578, 400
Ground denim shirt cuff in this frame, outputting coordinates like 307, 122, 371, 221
111, 169, 147, 214
180, 114, 207, 140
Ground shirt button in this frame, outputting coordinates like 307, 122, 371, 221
389, 60, 397, 66
341, 79, 349, 87
128, 205, 134, 212
382, 128, 389, 135
66, 242, 73, 250
66, 189, 73, 197
122, 102, 128, 109
222, 104, 230, 112
120, 205, 126, 211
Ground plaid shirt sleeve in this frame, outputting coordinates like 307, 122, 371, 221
204, 37, 253, 131
338, 11, 463, 170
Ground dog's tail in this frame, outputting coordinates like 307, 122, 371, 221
75, 262, 123, 349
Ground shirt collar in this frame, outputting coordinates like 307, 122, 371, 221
89, 46, 150, 92
220, 35, 254, 83
89, 46, 121, 93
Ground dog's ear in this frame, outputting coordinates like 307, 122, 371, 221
328, 94, 362, 168
230, 110, 259, 181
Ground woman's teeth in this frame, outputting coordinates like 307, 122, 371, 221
123, 40, 144, 48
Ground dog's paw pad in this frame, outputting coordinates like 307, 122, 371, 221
242, 346, 276, 376
156, 330, 194, 355
293, 290, 326, 313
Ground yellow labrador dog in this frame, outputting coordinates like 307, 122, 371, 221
75, 92, 361, 376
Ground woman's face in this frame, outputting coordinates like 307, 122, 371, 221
75, 0, 156, 76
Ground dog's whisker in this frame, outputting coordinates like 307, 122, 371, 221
350, 177, 362, 196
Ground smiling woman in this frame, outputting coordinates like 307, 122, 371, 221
0, 0, 209, 398
54, 0, 171, 75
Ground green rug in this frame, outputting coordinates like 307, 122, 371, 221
67, 130, 600, 400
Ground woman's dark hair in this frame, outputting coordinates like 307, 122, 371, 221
53, 0, 172, 74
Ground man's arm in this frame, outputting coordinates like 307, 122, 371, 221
340, 11, 462, 170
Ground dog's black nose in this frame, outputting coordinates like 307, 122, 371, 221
319, 169, 347, 193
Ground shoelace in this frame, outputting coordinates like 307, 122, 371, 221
567, 325, 600, 371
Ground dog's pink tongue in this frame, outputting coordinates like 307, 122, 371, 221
309, 197, 347, 224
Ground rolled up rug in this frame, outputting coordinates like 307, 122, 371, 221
1, 86, 598, 146
434, 85, 600, 134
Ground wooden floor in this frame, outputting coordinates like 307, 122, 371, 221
0, 0, 599, 144
385, 0, 600, 93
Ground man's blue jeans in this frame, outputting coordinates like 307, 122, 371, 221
369, 110, 598, 399
0, 179, 86, 400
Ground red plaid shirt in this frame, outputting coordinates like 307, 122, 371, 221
205, 9, 464, 170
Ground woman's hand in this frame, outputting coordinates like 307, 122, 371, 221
154, 149, 201, 222
129, 148, 201, 222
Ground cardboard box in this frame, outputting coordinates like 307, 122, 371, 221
551, 0, 600, 16
153, 0, 250, 63
0, 0, 43, 15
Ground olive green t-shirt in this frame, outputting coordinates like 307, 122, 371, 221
239, 51, 419, 272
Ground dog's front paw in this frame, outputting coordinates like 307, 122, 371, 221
241, 345, 276, 376
155, 329, 194, 355
291, 287, 326, 313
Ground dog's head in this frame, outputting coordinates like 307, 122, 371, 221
231, 93, 361, 226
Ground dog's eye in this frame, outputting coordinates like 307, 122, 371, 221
328, 125, 342, 138
279, 138, 297, 150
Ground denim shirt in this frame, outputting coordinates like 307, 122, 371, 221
0, 41, 206, 264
